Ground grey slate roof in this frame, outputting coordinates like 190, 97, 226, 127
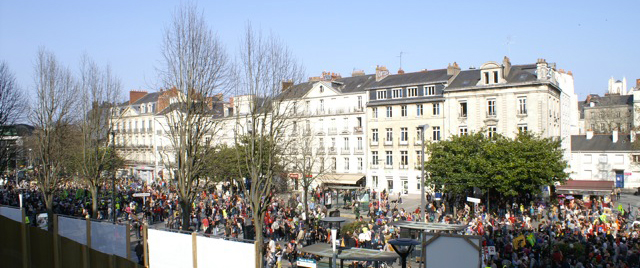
366, 69, 450, 89
133, 92, 161, 105
279, 74, 377, 100
583, 95, 633, 107
571, 134, 634, 152
447, 64, 538, 90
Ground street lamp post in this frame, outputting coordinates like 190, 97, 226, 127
419, 124, 429, 268
389, 238, 420, 268
111, 130, 116, 224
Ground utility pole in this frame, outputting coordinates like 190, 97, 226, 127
419, 124, 429, 268
111, 130, 116, 224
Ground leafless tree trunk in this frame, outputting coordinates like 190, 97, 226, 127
233, 24, 304, 268
158, 3, 230, 231
77, 55, 122, 219
30, 48, 78, 231
288, 126, 329, 224
0, 61, 26, 172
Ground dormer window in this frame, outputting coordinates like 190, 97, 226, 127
407, 87, 418, 97
484, 72, 490, 85
483, 70, 501, 85
319, 85, 324, 93
392, 88, 402, 99
376, 90, 387, 100
493, 71, 499, 84
425, 86, 436, 96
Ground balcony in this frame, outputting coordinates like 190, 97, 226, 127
414, 163, 423, 170
328, 127, 337, 135
353, 126, 363, 134
384, 163, 393, 169
341, 148, 350, 154
147, 128, 152, 133
398, 138, 409, 146
414, 138, 425, 146
340, 128, 350, 135
486, 111, 497, 118
316, 129, 325, 136
328, 147, 337, 155
370, 163, 379, 169
133, 129, 139, 134
303, 129, 312, 136
399, 164, 409, 170
384, 138, 393, 146
317, 147, 326, 154
370, 139, 379, 146
354, 148, 364, 155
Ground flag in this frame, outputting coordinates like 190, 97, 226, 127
526, 234, 535, 246
513, 235, 526, 249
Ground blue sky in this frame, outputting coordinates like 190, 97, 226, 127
1, 0, 638, 100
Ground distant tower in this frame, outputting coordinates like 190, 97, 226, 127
608, 76, 629, 95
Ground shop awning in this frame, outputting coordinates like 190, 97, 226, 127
319, 174, 365, 185
556, 180, 614, 196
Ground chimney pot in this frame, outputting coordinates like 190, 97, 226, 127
586, 131, 594, 140
636, 79, 640, 88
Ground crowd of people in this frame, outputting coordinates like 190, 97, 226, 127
2, 173, 640, 268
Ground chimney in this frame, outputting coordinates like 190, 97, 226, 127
352, 69, 365, 77
586, 131, 593, 140
397, 68, 405, 75
536, 58, 548, 80
447, 62, 461, 76
502, 56, 512, 78
129, 90, 148, 105
636, 79, 640, 88
375, 65, 389, 82
281, 80, 293, 92
612, 130, 618, 143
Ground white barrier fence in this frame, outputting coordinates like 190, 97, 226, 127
147, 228, 256, 268
424, 233, 482, 268
56, 215, 130, 259
0, 206, 22, 222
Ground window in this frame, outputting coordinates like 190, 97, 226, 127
148, 120, 152, 130
633, 155, 640, 163
387, 178, 393, 191
392, 88, 402, 98
372, 151, 379, 164
517, 97, 527, 115
343, 137, 349, 150
400, 151, 408, 166
320, 99, 325, 112
600, 123, 605, 131
386, 128, 393, 142
331, 157, 336, 172
320, 85, 324, 93
357, 117, 362, 127
407, 87, 418, 97
357, 96, 363, 109
583, 154, 592, 164
459, 127, 468, 136
385, 151, 393, 166
433, 103, 440, 115
416, 177, 421, 190
401, 105, 407, 117
416, 127, 423, 141
373, 176, 378, 188
292, 121, 298, 133
400, 127, 408, 142
487, 99, 496, 116
357, 137, 363, 150
386, 106, 393, 118
425, 86, 436, 96
376, 90, 387, 99
488, 126, 497, 138
331, 138, 336, 148
293, 102, 297, 114
416, 104, 423, 116
416, 150, 423, 166
372, 107, 378, 118
518, 124, 528, 133
493, 71, 499, 83
432, 126, 441, 141
372, 129, 379, 142
358, 157, 363, 170
459, 102, 467, 117
344, 158, 350, 171
614, 154, 624, 164
598, 154, 608, 163
484, 72, 490, 85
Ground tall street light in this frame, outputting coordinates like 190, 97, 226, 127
419, 124, 429, 268
389, 238, 420, 268
111, 130, 116, 223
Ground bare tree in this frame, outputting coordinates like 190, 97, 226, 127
233, 24, 304, 268
0, 61, 26, 172
76, 55, 123, 219
287, 125, 329, 224
158, 3, 230, 231
30, 48, 78, 230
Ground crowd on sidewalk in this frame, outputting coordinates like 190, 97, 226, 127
3, 174, 640, 268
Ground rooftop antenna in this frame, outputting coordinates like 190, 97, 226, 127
397, 51, 405, 69
505, 35, 516, 56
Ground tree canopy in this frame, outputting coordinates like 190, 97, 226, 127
424, 131, 568, 197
